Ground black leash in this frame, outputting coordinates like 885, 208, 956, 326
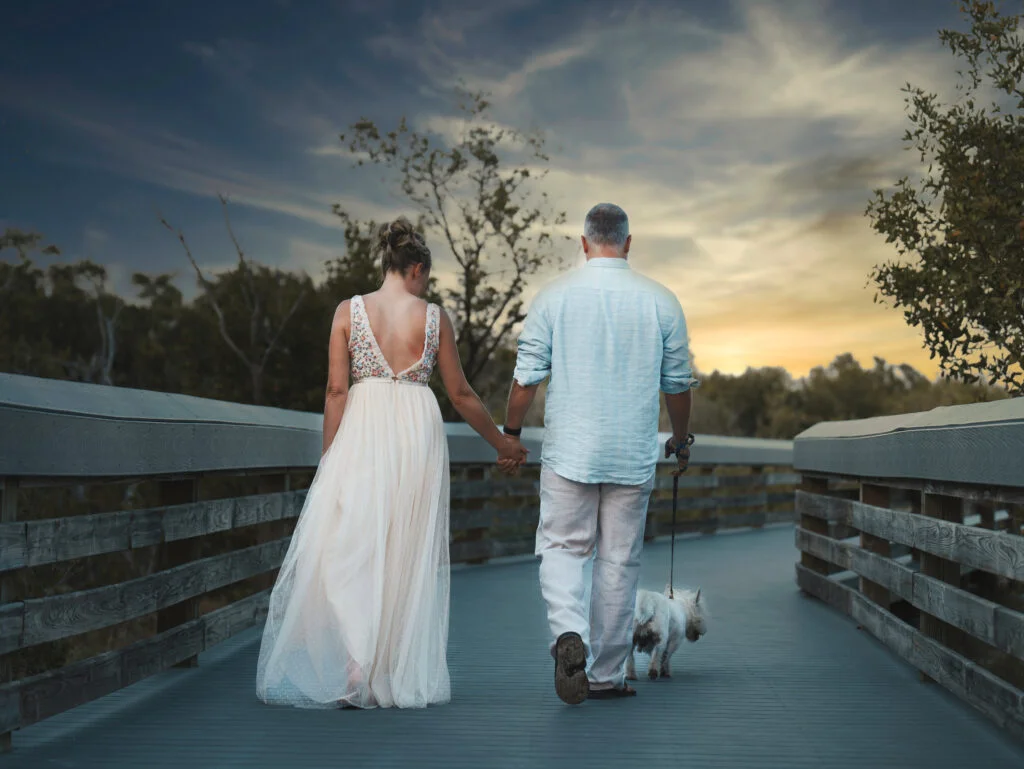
664, 433, 694, 601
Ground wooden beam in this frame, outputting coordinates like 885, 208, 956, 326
797, 474, 1024, 507
859, 484, 892, 607
155, 479, 201, 668
796, 565, 1024, 739
0, 477, 16, 753
796, 491, 1024, 582
798, 477, 832, 577
920, 494, 968, 655
0, 490, 306, 574
2, 538, 288, 652
0, 589, 270, 735
797, 527, 1024, 661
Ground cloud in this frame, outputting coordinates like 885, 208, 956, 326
355, 0, 964, 377
0, 76, 401, 231
6, 0, 982, 380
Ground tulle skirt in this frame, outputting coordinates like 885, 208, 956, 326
255, 379, 451, 709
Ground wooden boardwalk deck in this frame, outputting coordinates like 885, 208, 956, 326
4, 525, 1024, 769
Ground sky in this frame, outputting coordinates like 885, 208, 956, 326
0, 0, 979, 378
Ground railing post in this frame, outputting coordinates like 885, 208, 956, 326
750, 465, 766, 528
257, 473, 293, 586
155, 477, 201, 668
0, 477, 17, 752
799, 476, 832, 577
919, 493, 967, 656
859, 483, 891, 607
699, 465, 717, 535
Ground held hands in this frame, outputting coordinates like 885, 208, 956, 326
496, 435, 528, 475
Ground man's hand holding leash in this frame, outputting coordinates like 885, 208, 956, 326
665, 433, 694, 476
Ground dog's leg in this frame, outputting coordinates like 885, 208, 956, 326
648, 645, 663, 680
661, 637, 679, 678
625, 648, 637, 681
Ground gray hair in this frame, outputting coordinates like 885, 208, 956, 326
583, 203, 629, 248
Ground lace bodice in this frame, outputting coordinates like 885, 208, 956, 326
349, 295, 440, 386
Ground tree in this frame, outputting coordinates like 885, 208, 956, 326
336, 86, 570, 417
866, 1, 1024, 394
52, 260, 124, 385
0, 228, 59, 303
160, 196, 310, 405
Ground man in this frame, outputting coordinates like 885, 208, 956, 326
502, 203, 699, 704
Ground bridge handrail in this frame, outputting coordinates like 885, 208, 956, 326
0, 372, 791, 475
792, 396, 1024, 740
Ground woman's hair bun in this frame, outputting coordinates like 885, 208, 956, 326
376, 216, 432, 277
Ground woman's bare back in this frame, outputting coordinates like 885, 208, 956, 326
359, 290, 430, 376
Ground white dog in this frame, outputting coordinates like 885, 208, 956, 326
626, 586, 707, 681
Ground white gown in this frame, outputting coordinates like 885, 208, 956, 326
256, 295, 451, 709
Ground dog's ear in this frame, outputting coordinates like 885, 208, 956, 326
695, 587, 701, 604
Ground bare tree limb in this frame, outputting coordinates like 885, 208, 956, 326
159, 214, 251, 368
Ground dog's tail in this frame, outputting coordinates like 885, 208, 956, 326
633, 591, 656, 626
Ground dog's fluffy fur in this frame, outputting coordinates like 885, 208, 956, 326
626, 586, 707, 681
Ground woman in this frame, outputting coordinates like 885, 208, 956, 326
256, 217, 526, 709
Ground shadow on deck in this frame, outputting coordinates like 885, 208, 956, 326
5, 526, 1024, 769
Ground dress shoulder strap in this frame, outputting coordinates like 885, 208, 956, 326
426, 303, 441, 357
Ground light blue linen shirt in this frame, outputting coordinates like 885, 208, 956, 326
513, 257, 699, 486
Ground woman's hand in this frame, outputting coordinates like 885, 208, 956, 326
496, 436, 528, 474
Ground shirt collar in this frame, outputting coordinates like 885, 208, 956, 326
584, 257, 631, 270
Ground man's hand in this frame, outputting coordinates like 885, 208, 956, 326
665, 434, 693, 475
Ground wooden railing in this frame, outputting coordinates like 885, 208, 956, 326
0, 372, 794, 750
793, 397, 1024, 740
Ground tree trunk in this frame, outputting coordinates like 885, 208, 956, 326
251, 364, 264, 405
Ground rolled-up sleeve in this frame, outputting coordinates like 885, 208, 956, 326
513, 294, 552, 387
660, 296, 700, 394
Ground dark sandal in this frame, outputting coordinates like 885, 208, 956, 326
587, 684, 637, 700
554, 632, 589, 705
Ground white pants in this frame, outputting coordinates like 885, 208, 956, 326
535, 465, 655, 689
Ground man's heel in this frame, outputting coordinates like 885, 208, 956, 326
554, 632, 588, 705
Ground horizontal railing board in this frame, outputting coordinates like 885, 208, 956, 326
450, 536, 536, 563
0, 589, 270, 734
796, 527, 1024, 660
0, 484, 791, 575
1, 373, 792, 477
1, 539, 287, 652
0, 491, 306, 573
652, 472, 800, 492
659, 510, 794, 533
450, 472, 800, 499
648, 491, 794, 513
450, 508, 796, 562
796, 491, 1024, 581
451, 505, 538, 532
797, 474, 1024, 507
796, 565, 1024, 739
793, 397, 1024, 486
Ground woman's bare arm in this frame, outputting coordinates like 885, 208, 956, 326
435, 307, 515, 455
322, 301, 351, 456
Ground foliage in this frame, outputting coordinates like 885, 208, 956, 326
336, 86, 570, 416
866, 1, 1024, 395
667, 352, 1009, 439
